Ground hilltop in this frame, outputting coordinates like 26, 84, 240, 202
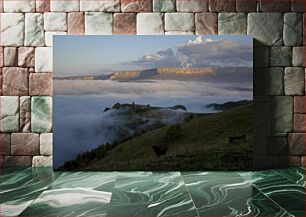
99, 102, 190, 141
99, 102, 191, 149
206, 100, 252, 111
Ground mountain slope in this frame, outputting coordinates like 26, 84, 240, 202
59, 103, 253, 171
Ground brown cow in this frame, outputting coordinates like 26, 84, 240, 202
152, 145, 168, 158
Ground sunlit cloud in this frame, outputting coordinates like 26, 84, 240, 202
129, 37, 252, 69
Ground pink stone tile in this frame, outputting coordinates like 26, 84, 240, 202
294, 114, 306, 132
0, 47, 3, 67
20, 96, 31, 132
195, 12, 217, 34
68, 12, 85, 35
260, 0, 290, 12
29, 73, 53, 96
18, 47, 35, 67
121, 0, 152, 12
236, 0, 256, 12
291, 0, 305, 12
294, 96, 305, 113
0, 133, 11, 155
4, 156, 33, 167
278, 156, 301, 167
304, 13, 306, 45
36, 0, 50, 12
208, 0, 235, 12
0, 0, 3, 13
11, 133, 39, 155
0, 68, 2, 95
0, 157, 3, 168
2, 67, 29, 96
302, 156, 305, 167
114, 13, 136, 34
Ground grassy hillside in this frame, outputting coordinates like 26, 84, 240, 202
58, 104, 253, 171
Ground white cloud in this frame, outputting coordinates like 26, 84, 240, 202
187, 36, 203, 44
129, 37, 252, 69
205, 38, 214, 43
54, 80, 252, 98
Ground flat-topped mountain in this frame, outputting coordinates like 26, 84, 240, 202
104, 102, 187, 112
106, 68, 215, 81
54, 67, 252, 83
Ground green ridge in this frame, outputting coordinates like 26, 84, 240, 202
59, 104, 253, 171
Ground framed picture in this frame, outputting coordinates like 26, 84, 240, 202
53, 35, 253, 171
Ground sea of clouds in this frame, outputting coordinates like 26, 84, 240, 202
53, 79, 252, 168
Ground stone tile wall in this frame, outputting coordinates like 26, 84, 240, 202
0, 0, 305, 169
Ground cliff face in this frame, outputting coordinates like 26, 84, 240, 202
54, 67, 252, 82
110, 71, 142, 80
109, 68, 158, 81
156, 67, 215, 75
108, 67, 215, 81
107, 67, 252, 82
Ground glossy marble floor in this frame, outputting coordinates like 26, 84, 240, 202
0, 167, 305, 217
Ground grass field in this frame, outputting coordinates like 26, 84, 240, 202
58, 103, 253, 171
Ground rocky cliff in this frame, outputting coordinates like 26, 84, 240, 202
54, 67, 252, 83
109, 68, 157, 81
105, 67, 252, 82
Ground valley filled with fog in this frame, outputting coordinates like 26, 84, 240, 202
53, 79, 252, 168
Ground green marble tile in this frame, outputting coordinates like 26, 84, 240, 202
110, 172, 198, 216
107, 200, 198, 217
0, 167, 59, 216
240, 170, 305, 216
20, 189, 111, 216
153, 0, 176, 12
31, 96, 52, 133
19, 172, 116, 216
1, 168, 304, 216
0, 96, 19, 132
0, 167, 31, 184
115, 171, 183, 185
48, 171, 117, 191
183, 171, 289, 216
238, 170, 284, 183
112, 172, 185, 204
182, 171, 243, 182
275, 167, 305, 187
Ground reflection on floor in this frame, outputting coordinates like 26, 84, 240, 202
0, 167, 305, 216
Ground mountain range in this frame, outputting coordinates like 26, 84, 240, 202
54, 67, 252, 83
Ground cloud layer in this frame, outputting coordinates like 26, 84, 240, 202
130, 37, 253, 69
54, 79, 252, 98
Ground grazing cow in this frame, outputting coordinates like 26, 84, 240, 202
152, 145, 168, 158
229, 135, 246, 144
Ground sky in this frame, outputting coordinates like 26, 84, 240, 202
53, 35, 253, 77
